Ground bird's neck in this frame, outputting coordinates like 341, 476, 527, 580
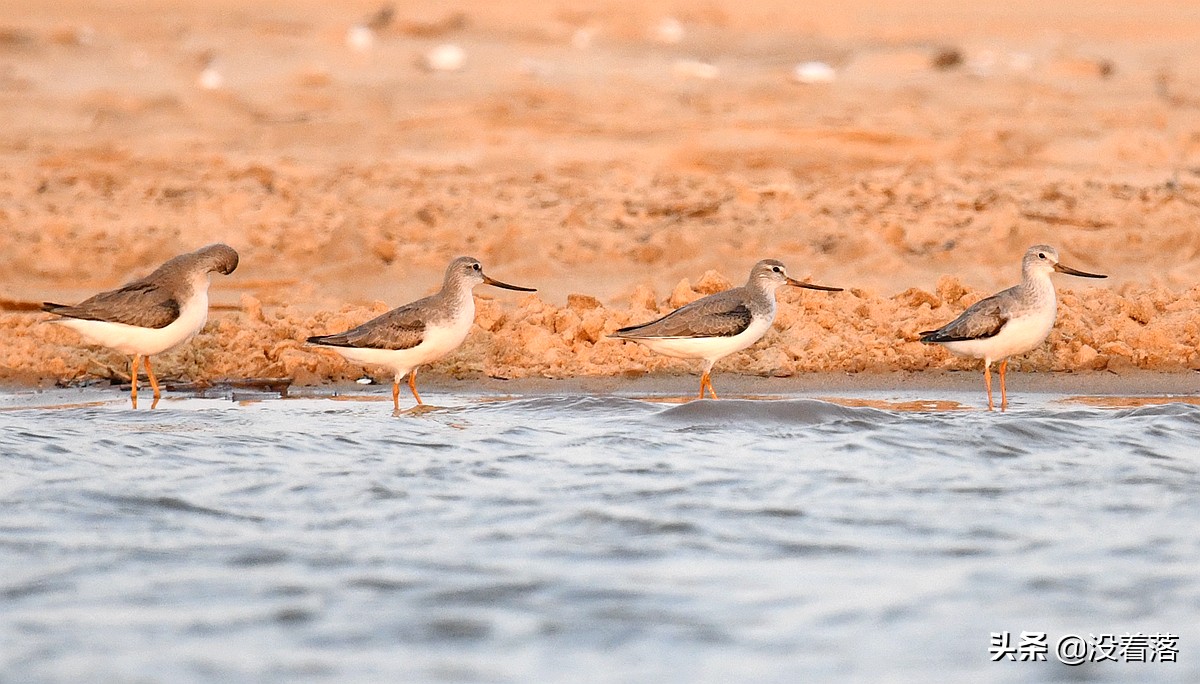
442, 280, 475, 309
187, 271, 212, 298
1019, 268, 1056, 303
747, 282, 778, 312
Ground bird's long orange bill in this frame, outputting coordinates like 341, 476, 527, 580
786, 277, 843, 292
483, 274, 536, 292
1053, 263, 1107, 278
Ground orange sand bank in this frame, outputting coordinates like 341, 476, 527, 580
1, 1, 1199, 387
4, 274, 1199, 388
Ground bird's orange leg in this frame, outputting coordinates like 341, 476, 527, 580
999, 359, 1008, 411
143, 356, 162, 409
704, 373, 719, 400
408, 368, 423, 405
392, 380, 400, 412
129, 355, 141, 409
984, 361, 994, 412
697, 371, 707, 400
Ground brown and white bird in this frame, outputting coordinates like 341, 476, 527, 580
610, 259, 842, 399
42, 244, 239, 409
920, 244, 1106, 411
307, 256, 534, 412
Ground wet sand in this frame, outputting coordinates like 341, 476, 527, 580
1, 1, 1199, 388
4, 370, 1198, 414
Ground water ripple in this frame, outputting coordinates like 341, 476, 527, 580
2, 391, 1199, 683
86, 493, 264, 522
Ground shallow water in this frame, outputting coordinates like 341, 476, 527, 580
2, 388, 1198, 683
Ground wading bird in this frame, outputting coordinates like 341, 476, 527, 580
307, 256, 535, 412
610, 259, 842, 399
43, 243, 239, 409
920, 244, 1106, 410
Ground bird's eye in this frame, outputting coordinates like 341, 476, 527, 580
472, 263, 481, 271
772, 266, 782, 273
1038, 253, 1046, 259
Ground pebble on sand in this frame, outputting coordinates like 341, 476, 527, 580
793, 61, 836, 84
346, 25, 375, 52
197, 64, 223, 90
421, 43, 466, 72
653, 17, 684, 45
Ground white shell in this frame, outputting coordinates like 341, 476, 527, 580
653, 17, 684, 45
793, 61, 836, 84
346, 25, 374, 52
423, 43, 466, 72
197, 66, 224, 90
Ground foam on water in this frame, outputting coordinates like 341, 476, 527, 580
1, 389, 1198, 683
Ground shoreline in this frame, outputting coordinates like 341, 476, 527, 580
4, 368, 1197, 398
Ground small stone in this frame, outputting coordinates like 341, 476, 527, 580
653, 17, 684, 45
931, 47, 963, 70
421, 44, 466, 72
346, 25, 374, 52
793, 61, 836, 84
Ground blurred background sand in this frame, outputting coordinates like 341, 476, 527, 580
1, 1, 1199, 386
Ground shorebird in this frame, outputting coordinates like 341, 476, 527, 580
307, 256, 534, 411
919, 244, 1106, 411
42, 243, 240, 409
610, 259, 842, 399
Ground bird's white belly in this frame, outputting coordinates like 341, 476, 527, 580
941, 307, 1056, 363
634, 315, 773, 363
56, 292, 210, 356
328, 311, 474, 380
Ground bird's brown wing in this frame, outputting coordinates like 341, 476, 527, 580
614, 290, 753, 339
307, 301, 427, 350
42, 278, 180, 329
919, 290, 1011, 342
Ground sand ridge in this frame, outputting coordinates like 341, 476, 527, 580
4, 272, 1199, 388
1, 1, 1199, 387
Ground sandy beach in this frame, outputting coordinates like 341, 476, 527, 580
2, 0, 1199, 389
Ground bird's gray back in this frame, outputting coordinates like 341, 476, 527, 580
614, 287, 760, 339
42, 271, 188, 329
920, 286, 1022, 342
41, 244, 235, 328
309, 294, 444, 350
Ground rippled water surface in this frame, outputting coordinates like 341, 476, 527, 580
3, 388, 1199, 683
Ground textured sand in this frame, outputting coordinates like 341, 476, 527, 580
1, 1, 1199, 388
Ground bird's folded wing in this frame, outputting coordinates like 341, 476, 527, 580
43, 280, 180, 329
310, 303, 427, 350
616, 296, 753, 339
920, 294, 1007, 342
